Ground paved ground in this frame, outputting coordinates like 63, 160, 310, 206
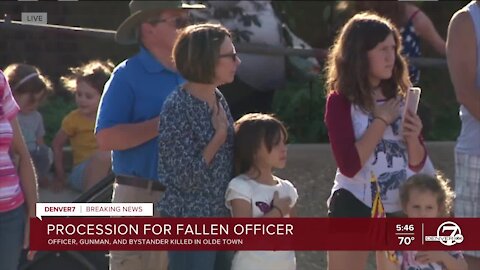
39, 142, 456, 270
39, 186, 80, 202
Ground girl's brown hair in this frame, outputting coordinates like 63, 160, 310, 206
324, 12, 410, 112
4, 63, 53, 100
400, 172, 455, 217
61, 60, 114, 94
234, 113, 288, 177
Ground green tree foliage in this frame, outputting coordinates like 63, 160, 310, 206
273, 75, 327, 143
39, 95, 76, 145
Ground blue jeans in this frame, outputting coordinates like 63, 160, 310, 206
68, 159, 89, 192
168, 250, 233, 270
0, 204, 26, 270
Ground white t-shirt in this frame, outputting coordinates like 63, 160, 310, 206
225, 174, 298, 270
330, 101, 418, 213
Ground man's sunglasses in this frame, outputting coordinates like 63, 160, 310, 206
219, 53, 238, 62
148, 16, 192, 29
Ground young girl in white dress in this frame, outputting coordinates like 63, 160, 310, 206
225, 113, 298, 270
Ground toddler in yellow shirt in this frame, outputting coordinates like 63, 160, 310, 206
52, 60, 113, 192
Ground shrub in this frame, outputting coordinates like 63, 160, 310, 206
39, 94, 76, 145
272, 75, 328, 143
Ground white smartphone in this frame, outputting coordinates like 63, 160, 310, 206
403, 87, 421, 116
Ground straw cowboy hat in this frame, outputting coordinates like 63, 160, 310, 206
115, 0, 205, 45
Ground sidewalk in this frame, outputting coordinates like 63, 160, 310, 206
39, 186, 81, 203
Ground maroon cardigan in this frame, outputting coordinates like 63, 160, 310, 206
324, 91, 426, 178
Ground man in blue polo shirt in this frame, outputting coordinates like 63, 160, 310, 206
95, 1, 204, 270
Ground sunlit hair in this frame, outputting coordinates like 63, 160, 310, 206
400, 172, 455, 217
4, 63, 53, 103
60, 60, 114, 94
324, 12, 410, 112
234, 113, 288, 177
173, 23, 231, 84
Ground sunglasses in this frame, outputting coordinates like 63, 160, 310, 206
219, 52, 238, 62
148, 16, 192, 29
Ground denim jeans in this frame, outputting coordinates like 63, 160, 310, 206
0, 204, 26, 270
168, 250, 233, 270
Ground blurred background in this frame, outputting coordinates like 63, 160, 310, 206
1, 2, 468, 270
0, 1, 467, 144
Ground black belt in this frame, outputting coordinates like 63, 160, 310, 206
115, 175, 165, 191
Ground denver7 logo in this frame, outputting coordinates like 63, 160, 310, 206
425, 221, 464, 246
437, 221, 464, 246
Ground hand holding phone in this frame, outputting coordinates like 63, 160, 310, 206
403, 87, 421, 116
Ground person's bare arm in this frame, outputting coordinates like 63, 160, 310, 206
11, 117, 38, 260
413, 8, 446, 55
376, 251, 400, 270
289, 206, 297, 217
11, 117, 37, 215
447, 9, 480, 121
96, 116, 159, 151
36, 137, 45, 146
230, 191, 291, 218
51, 129, 69, 186
230, 199, 253, 217
415, 251, 467, 270
356, 98, 401, 166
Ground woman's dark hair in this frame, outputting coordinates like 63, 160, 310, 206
234, 113, 288, 177
173, 23, 231, 84
324, 12, 410, 112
